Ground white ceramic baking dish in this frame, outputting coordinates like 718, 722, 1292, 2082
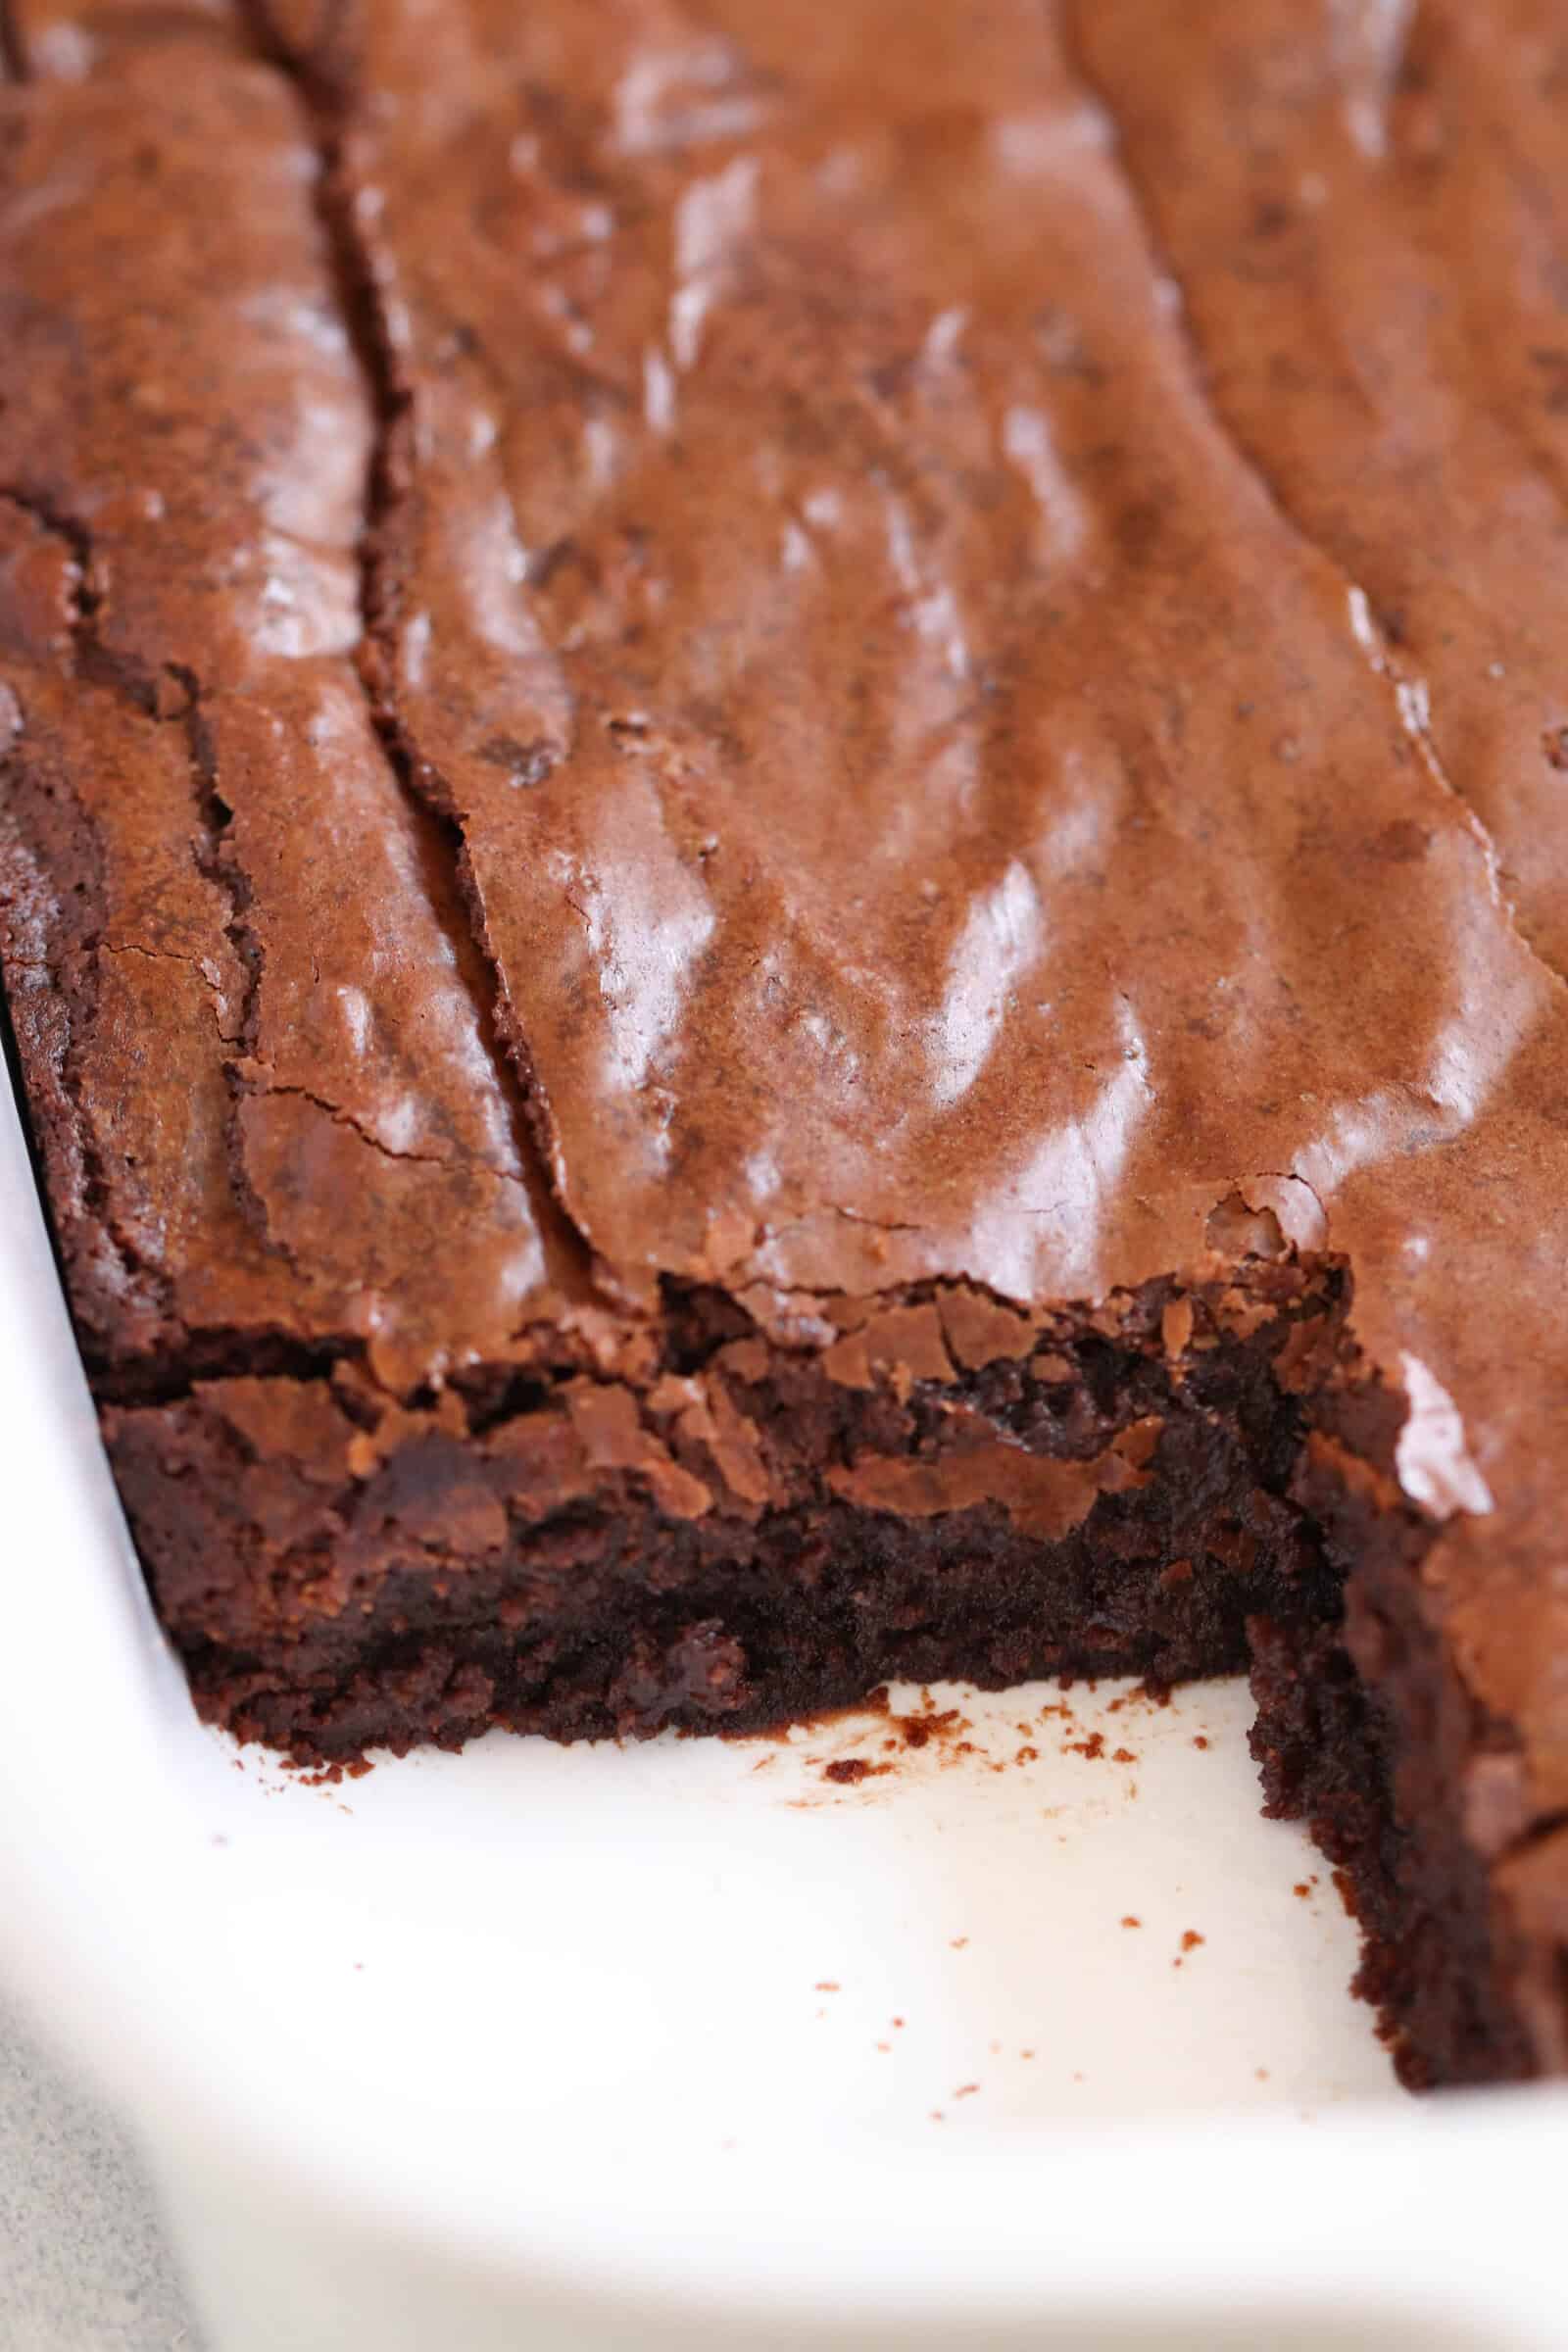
0, 1055, 1563, 2352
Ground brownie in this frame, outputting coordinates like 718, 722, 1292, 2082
2, 0, 1568, 2089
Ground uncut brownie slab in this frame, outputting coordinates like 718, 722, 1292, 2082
1, 0, 1567, 2088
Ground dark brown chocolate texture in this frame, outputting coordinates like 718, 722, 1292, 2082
2, 0, 1567, 2088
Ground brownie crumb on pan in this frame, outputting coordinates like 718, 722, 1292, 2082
3, 0, 1568, 2091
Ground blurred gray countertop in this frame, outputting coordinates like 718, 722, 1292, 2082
0, 1993, 203, 2351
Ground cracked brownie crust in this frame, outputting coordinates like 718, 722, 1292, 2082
3, 0, 1568, 2086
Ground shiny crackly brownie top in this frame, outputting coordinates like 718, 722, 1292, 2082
2, 2, 1568, 1833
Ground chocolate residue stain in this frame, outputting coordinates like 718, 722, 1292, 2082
1193, 1735, 1210, 1750
1121, 1915, 1142, 1930
1332, 1866, 1360, 1922
814, 1981, 841, 1992
1106, 1685, 1172, 1719
1020, 2047, 1036, 2060
892, 1702, 964, 1751
822, 1756, 893, 1785
717, 1716, 794, 1745
892, 2016, 906, 2030
751, 1753, 775, 1772
793, 1684, 1002, 1789
1294, 1881, 1312, 1899
953, 2082, 980, 2099
725, 1690, 890, 1744
1181, 1930, 1204, 1952
760, 1675, 1173, 1798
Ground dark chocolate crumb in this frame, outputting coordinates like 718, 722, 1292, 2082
822, 1756, 892, 1785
